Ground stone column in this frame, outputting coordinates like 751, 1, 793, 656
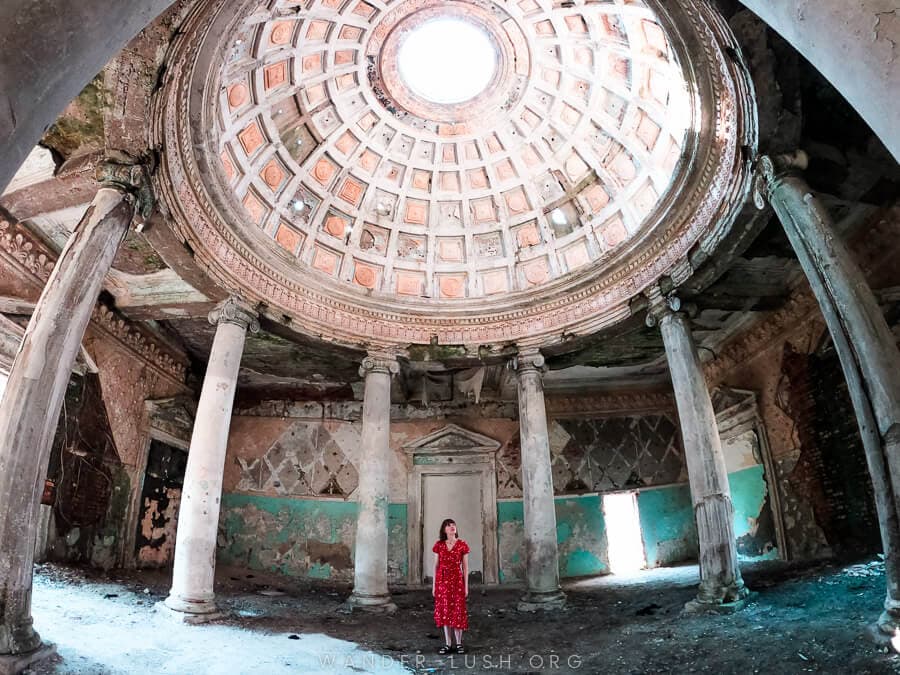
163, 297, 258, 620
0, 162, 149, 667
737, 1, 899, 162
347, 353, 399, 612
758, 152, 900, 640
647, 293, 748, 609
514, 349, 565, 611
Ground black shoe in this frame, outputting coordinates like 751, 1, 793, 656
438, 644, 452, 655
456, 644, 466, 654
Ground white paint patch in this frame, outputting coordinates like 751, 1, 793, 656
722, 430, 760, 473
32, 574, 411, 674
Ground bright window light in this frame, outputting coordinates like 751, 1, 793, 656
398, 18, 497, 104
603, 491, 646, 574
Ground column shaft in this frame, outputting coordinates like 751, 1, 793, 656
0, 187, 133, 654
658, 310, 747, 605
348, 355, 397, 611
764, 160, 900, 631
165, 300, 254, 615
515, 352, 564, 610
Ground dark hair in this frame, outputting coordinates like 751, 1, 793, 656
439, 518, 458, 541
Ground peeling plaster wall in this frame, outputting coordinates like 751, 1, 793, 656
716, 318, 868, 560
221, 410, 774, 584
136, 440, 186, 567
216, 493, 408, 583
86, 334, 185, 468
84, 333, 187, 568
220, 415, 516, 582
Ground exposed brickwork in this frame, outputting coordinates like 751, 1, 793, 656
45, 375, 118, 561
779, 344, 879, 557
807, 349, 880, 555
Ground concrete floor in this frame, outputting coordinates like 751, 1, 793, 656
26, 557, 900, 674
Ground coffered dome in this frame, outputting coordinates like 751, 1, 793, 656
155, 0, 756, 348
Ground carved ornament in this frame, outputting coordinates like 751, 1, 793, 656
151, 0, 758, 349
359, 353, 401, 378
208, 296, 260, 332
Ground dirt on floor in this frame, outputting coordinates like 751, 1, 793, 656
27, 556, 900, 674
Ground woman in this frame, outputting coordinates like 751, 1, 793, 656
432, 518, 469, 654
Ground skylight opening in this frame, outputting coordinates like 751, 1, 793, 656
397, 18, 497, 105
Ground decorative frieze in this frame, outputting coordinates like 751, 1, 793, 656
0, 216, 189, 386
0, 220, 55, 281
91, 305, 189, 384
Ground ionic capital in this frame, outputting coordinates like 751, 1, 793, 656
753, 150, 809, 209
360, 353, 400, 378
513, 348, 546, 375
208, 296, 259, 332
645, 287, 682, 328
95, 159, 155, 220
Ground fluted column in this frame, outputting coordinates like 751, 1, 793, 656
0, 161, 150, 664
647, 292, 748, 609
514, 349, 565, 611
164, 297, 258, 619
347, 353, 399, 612
757, 152, 900, 640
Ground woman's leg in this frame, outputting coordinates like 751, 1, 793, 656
454, 628, 463, 645
443, 625, 453, 646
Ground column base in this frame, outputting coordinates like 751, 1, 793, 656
342, 592, 397, 614
684, 589, 750, 615
867, 610, 900, 653
517, 589, 566, 612
0, 642, 56, 674
158, 597, 225, 624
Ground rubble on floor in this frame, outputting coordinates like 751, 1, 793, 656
27, 558, 900, 674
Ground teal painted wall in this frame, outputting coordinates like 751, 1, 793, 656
555, 495, 608, 578
217, 465, 772, 584
637, 483, 699, 568
728, 464, 779, 561
217, 493, 409, 582
497, 500, 525, 583
637, 465, 776, 568
497, 495, 609, 583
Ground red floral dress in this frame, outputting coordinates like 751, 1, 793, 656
432, 538, 469, 629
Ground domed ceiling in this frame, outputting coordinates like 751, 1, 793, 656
156, 0, 756, 348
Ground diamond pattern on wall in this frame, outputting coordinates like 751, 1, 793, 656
496, 435, 523, 499
237, 421, 360, 497
497, 414, 685, 498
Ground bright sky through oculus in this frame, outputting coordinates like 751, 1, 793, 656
398, 18, 497, 104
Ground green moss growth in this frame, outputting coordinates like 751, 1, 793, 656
406, 344, 467, 361
41, 75, 107, 158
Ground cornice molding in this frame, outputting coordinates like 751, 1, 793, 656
0, 218, 189, 387
90, 305, 189, 387
545, 391, 676, 417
